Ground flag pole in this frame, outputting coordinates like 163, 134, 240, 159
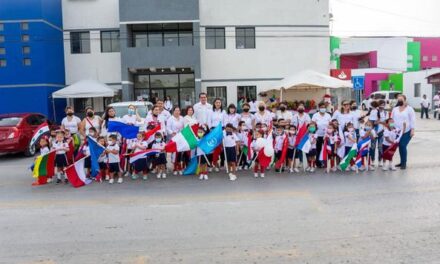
290, 148, 296, 172
222, 139, 229, 173
203, 153, 211, 167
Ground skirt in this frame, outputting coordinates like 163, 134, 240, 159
287, 148, 300, 159
134, 158, 147, 172
155, 153, 167, 165
108, 162, 121, 173
225, 146, 237, 163
55, 154, 68, 168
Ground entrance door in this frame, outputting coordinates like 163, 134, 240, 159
165, 88, 179, 109
150, 89, 164, 104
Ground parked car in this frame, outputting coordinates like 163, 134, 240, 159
0, 113, 56, 156
108, 101, 154, 118
361, 91, 401, 111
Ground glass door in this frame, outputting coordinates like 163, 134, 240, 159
164, 88, 179, 109
150, 89, 164, 104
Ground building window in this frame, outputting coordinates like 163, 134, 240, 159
22, 46, 30, 54
0, 35, 5, 43
422, 56, 428, 62
131, 23, 193, 48
0, 59, 6, 67
70, 31, 90, 54
206, 28, 225, 49
432, 55, 438, 62
23, 58, 31, 66
21, 22, 29, 30
101, 30, 120, 52
236, 27, 255, 49
207, 86, 227, 107
0, 47, 5, 55
21, 34, 29, 42
237, 86, 257, 103
414, 83, 421, 98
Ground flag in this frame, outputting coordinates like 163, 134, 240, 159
257, 148, 273, 168
108, 121, 139, 139
198, 124, 223, 154
87, 136, 105, 177
29, 122, 49, 149
382, 143, 398, 161
144, 124, 161, 142
294, 124, 308, 147
183, 156, 199, 175
297, 133, 311, 153
275, 136, 289, 169
340, 144, 357, 171
165, 124, 199, 152
66, 140, 75, 164
65, 158, 92, 188
129, 149, 161, 164
32, 151, 56, 180
357, 138, 371, 157
72, 133, 81, 151
319, 139, 331, 161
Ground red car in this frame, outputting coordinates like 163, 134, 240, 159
0, 113, 54, 156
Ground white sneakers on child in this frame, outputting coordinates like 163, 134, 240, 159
179, 171, 183, 175
215, 167, 220, 172
142, 175, 148, 180
117, 177, 123, 184
310, 167, 316, 173
105, 175, 110, 181
109, 178, 114, 184
254, 173, 259, 178
199, 174, 208, 180
229, 173, 237, 181
173, 171, 178, 176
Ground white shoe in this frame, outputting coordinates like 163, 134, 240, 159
310, 167, 315, 173
117, 177, 123, 184
199, 174, 204, 180
178, 171, 183, 175
215, 167, 220, 172
359, 166, 365, 171
105, 175, 110, 181
208, 167, 213, 172
109, 178, 114, 184
142, 175, 148, 180
305, 167, 311, 172
294, 168, 300, 173
157, 173, 161, 179
173, 171, 178, 176
47, 178, 52, 183
152, 169, 157, 174
229, 173, 237, 181
379, 161, 384, 167
162, 173, 167, 179
382, 165, 389, 171
237, 167, 242, 171
390, 165, 397, 171
254, 173, 259, 178
289, 168, 294, 173
351, 166, 357, 171
260, 173, 265, 178
204, 174, 209, 180
369, 165, 375, 171
331, 167, 337, 172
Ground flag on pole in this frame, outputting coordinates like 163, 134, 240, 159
65, 157, 92, 188
165, 124, 199, 152
87, 136, 105, 177
29, 122, 49, 149
275, 136, 289, 169
144, 124, 161, 143
294, 124, 308, 147
108, 121, 139, 139
183, 156, 199, 175
297, 132, 311, 153
257, 147, 274, 168
198, 124, 223, 154
129, 149, 161, 163
32, 150, 56, 182
357, 138, 371, 157
319, 139, 331, 161
340, 144, 357, 171
382, 143, 398, 161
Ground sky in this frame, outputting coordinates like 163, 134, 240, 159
330, 0, 440, 37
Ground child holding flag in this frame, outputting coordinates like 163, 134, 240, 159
131, 132, 149, 180
287, 126, 299, 173
306, 122, 318, 172
274, 125, 287, 172
224, 123, 239, 181
105, 134, 122, 184
196, 127, 210, 180
325, 123, 340, 172
343, 122, 357, 171
359, 120, 376, 171
237, 121, 250, 170
151, 132, 167, 179
382, 118, 400, 171
52, 130, 70, 184
96, 136, 108, 181
251, 130, 268, 178
31, 137, 52, 185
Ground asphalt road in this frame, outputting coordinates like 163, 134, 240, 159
1, 117, 440, 264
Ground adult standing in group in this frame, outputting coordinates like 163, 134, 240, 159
101, 106, 120, 138
154, 99, 171, 123
223, 104, 241, 128
292, 102, 311, 128
433, 91, 440, 119
276, 102, 293, 125
210, 98, 225, 129
249, 98, 257, 114
240, 103, 255, 130
80, 106, 102, 137
332, 100, 355, 133
122, 104, 142, 126
193, 92, 213, 128
254, 102, 273, 127
145, 105, 166, 135
167, 107, 186, 175
391, 95, 416, 170
164, 96, 173, 112
183, 106, 198, 126
350, 100, 363, 137
61, 106, 81, 136
312, 102, 332, 167
420, 94, 431, 119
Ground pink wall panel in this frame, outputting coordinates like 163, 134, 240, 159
414, 38, 440, 69
364, 73, 389, 97
340, 51, 377, 69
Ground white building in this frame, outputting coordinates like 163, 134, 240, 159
404, 68, 440, 109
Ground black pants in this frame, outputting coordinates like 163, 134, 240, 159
421, 107, 429, 119
316, 136, 324, 167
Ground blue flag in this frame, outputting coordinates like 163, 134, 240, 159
87, 136, 105, 177
183, 156, 199, 176
198, 124, 223, 154
108, 121, 139, 139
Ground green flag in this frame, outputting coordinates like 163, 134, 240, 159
340, 144, 357, 171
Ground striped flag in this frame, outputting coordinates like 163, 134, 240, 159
65, 158, 92, 188
297, 132, 311, 153
29, 122, 49, 149
165, 124, 199, 152
32, 150, 56, 183
340, 144, 357, 171
319, 139, 331, 161
129, 149, 161, 163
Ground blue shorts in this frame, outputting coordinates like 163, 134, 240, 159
108, 162, 121, 173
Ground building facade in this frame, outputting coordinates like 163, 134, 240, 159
62, 0, 330, 110
0, 0, 65, 121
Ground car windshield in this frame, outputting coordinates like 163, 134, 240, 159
112, 106, 149, 118
0, 117, 22, 127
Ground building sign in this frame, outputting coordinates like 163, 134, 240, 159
427, 73, 440, 84
330, 69, 352, 80
352, 76, 365, 90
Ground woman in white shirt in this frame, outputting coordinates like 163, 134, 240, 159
332, 101, 355, 133
122, 104, 142, 126
164, 96, 173, 112
183, 106, 198, 126
292, 102, 311, 128
391, 95, 416, 170
167, 107, 186, 175
80, 106, 102, 137
239, 103, 255, 130
145, 105, 167, 136
312, 102, 332, 167
254, 102, 273, 126
222, 104, 241, 128
61, 106, 81, 135
210, 98, 225, 129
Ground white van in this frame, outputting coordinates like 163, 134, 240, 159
362, 91, 401, 110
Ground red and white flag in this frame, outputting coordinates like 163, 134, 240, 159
129, 149, 161, 163
65, 157, 92, 188
319, 139, 332, 161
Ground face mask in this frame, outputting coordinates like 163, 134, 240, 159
259, 106, 265, 111
389, 123, 395, 128
308, 127, 316, 133
128, 109, 135, 115
197, 132, 204, 137
155, 138, 161, 143
396, 100, 404, 107
319, 108, 326, 113
289, 130, 296, 135
243, 108, 250, 113
365, 127, 371, 131
226, 131, 232, 136
89, 132, 95, 137
87, 112, 94, 118
67, 112, 74, 116
262, 127, 268, 132
241, 126, 247, 131
280, 106, 286, 111
348, 128, 354, 132
351, 106, 357, 111
298, 109, 305, 114
153, 114, 158, 117
327, 129, 334, 133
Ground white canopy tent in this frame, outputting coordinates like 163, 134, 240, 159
261, 70, 353, 101
52, 80, 115, 99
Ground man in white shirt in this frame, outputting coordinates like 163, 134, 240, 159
420, 94, 430, 119
193, 92, 213, 127
433, 91, 440, 119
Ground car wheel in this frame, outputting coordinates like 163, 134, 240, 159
24, 144, 36, 157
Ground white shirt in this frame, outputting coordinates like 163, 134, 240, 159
240, 113, 255, 130
274, 133, 287, 151
211, 109, 225, 128
249, 101, 257, 112
344, 131, 357, 147
223, 131, 239, 147
433, 94, 440, 107
61, 116, 81, 134
254, 111, 273, 125
223, 113, 241, 128
152, 141, 166, 151
332, 111, 355, 131
122, 114, 141, 126
421, 98, 430, 108
193, 102, 213, 126
276, 110, 293, 122
132, 139, 149, 153
183, 115, 198, 126
144, 115, 166, 135
383, 127, 400, 146
84, 116, 101, 135
312, 112, 332, 137
351, 109, 362, 129
292, 113, 311, 128
106, 144, 120, 163
164, 100, 173, 111
40, 146, 50, 156
391, 106, 416, 133
52, 141, 68, 155
166, 115, 185, 135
